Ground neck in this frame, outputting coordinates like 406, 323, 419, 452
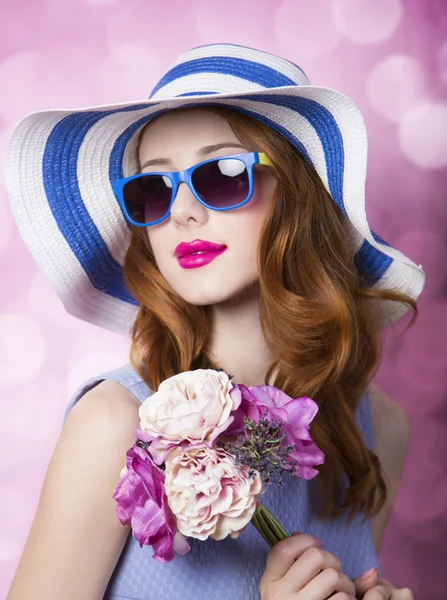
208, 286, 274, 387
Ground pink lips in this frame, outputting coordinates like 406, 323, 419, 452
174, 239, 227, 269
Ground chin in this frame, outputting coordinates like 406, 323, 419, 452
174, 279, 259, 307
177, 287, 237, 307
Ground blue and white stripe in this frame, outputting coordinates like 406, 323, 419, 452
5, 43, 425, 333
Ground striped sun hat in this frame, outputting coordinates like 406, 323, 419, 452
5, 43, 425, 334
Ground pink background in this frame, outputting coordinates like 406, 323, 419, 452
1, 1, 446, 598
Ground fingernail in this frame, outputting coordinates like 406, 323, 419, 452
291, 531, 301, 536
314, 538, 323, 547
361, 568, 377, 580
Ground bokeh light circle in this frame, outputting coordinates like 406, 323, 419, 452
366, 55, 429, 123
275, 0, 341, 60
332, 0, 403, 44
66, 350, 131, 400
27, 271, 71, 326
394, 229, 447, 297
439, 41, 447, 86
0, 314, 47, 386
0, 50, 100, 124
396, 299, 447, 393
85, 0, 121, 5
395, 418, 447, 522
95, 44, 164, 103
196, 0, 270, 47
399, 102, 447, 169
0, 192, 13, 258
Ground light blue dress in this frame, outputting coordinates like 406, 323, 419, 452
64, 363, 381, 600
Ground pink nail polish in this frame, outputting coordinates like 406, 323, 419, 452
361, 568, 377, 580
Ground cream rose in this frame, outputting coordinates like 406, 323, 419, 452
164, 445, 263, 541
139, 370, 240, 463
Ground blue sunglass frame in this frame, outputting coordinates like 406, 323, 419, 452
112, 151, 274, 227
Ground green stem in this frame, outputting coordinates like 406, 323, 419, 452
261, 510, 288, 541
250, 504, 290, 548
256, 509, 278, 547
260, 505, 290, 540
251, 513, 275, 548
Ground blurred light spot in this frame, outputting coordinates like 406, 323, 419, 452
0, 50, 99, 124
196, 0, 270, 47
332, 0, 403, 44
0, 314, 47, 386
394, 229, 447, 297
399, 102, 447, 169
439, 41, 447, 86
366, 55, 429, 123
0, 488, 33, 546
27, 271, 71, 327
0, 52, 51, 124
0, 191, 13, 258
396, 419, 447, 521
85, 0, 120, 5
396, 299, 447, 394
0, 123, 15, 181
0, 375, 63, 470
0, 539, 24, 562
96, 44, 164, 103
66, 350, 130, 399
275, 0, 341, 60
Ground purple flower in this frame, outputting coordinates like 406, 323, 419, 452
228, 384, 325, 480
113, 444, 190, 562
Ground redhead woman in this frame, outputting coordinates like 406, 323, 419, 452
5, 44, 422, 600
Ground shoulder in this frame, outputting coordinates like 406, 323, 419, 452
7, 380, 141, 598
368, 381, 411, 457
367, 381, 411, 554
67, 378, 142, 434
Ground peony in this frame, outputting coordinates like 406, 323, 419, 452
113, 444, 190, 562
164, 445, 264, 541
228, 384, 325, 479
139, 369, 241, 464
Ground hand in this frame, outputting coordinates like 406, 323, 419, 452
352, 568, 414, 599
259, 532, 357, 599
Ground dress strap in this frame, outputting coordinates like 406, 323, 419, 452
62, 363, 153, 424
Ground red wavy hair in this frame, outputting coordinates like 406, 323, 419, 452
123, 107, 418, 520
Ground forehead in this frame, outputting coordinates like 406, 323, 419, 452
139, 108, 239, 149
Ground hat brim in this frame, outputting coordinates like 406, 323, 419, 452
5, 84, 425, 333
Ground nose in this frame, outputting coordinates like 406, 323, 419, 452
169, 181, 209, 228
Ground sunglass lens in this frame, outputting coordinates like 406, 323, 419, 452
191, 158, 249, 209
123, 174, 173, 224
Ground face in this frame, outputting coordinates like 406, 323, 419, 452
138, 109, 277, 306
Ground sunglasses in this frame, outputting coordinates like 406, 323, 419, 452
112, 151, 274, 227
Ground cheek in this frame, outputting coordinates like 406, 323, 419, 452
146, 228, 171, 270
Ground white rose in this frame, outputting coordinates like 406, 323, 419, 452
139, 369, 240, 445
164, 445, 263, 541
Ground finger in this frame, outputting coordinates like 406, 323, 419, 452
299, 567, 356, 600
352, 568, 380, 596
363, 579, 393, 600
281, 546, 342, 594
264, 533, 323, 581
394, 588, 414, 599
330, 594, 356, 600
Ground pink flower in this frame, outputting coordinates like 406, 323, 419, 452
228, 385, 325, 479
164, 445, 264, 541
138, 369, 240, 464
113, 444, 190, 562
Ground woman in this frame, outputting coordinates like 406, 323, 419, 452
5, 44, 422, 599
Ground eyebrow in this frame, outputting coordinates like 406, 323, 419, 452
140, 142, 247, 171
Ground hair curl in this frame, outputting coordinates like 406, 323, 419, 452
123, 106, 418, 521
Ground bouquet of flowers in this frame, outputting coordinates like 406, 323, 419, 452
113, 369, 325, 562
